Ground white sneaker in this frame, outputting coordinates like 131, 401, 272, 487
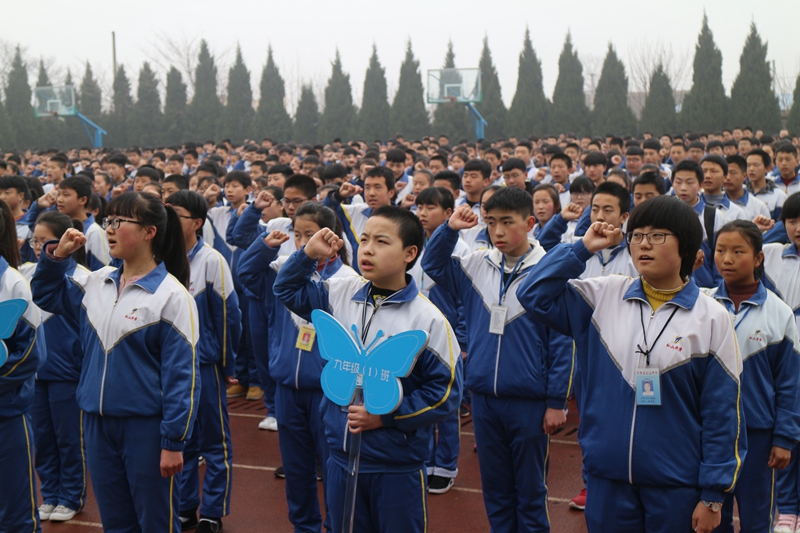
38, 504, 56, 521
49, 505, 77, 522
258, 416, 278, 431
775, 513, 798, 533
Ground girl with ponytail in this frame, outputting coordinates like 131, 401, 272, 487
31, 192, 200, 533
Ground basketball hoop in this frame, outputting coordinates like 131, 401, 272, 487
444, 96, 458, 108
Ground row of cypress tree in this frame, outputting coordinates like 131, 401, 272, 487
1, 16, 796, 150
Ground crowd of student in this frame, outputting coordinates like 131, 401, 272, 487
0, 126, 799, 533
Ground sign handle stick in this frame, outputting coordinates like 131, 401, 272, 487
342, 376, 363, 533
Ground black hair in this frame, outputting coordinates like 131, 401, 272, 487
25, 177, 44, 202
166, 190, 208, 225
501, 158, 527, 173
283, 174, 317, 199
365, 166, 396, 195
168, 153, 184, 163
627, 195, 703, 279
782, 192, 800, 223
59, 176, 94, 202
415, 186, 455, 211
224, 170, 252, 188
263, 185, 284, 202
196, 162, 220, 176
725, 155, 747, 174
0, 175, 31, 202
625, 146, 644, 157
463, 159, 492, 180
688, 140, 706, 151
706, 140, 724, 151
105, 192, 190, 286
593, 181, 631, 214
549, 152, 572, 168
701, 154, 728, 175
35, 211, 87, 267
163, 174, 190, 190
632, 171, 667, 196
370, 205, 424, 270
413, 168, 433, 185
386, 149, 406, 164
583, 151, 607, 166
136, 166, 161, 184
606, 169, 632, 190
532, 184, 562, 213
516, 140, 534, 152
483, 187, 533, 219
642, 139, 662, 152
294, 203, 348, 266
569, 176, 595, 194
433, 170, 461, 192
429, 154, 448, 167
0, 199, 20, 268
672, 159, 704, 183
49, 153, 69, 168
106, 152, 128, 167
268, 164, 293, 178
716, 220, 764, 279
250, 161, 268, 173
746, 148, 772, 168
776, 143, 798, 158
323, 163, 349, 183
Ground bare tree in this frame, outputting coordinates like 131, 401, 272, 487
579, 51, 604, 110
625, 37, 692, 113
772, 59, 800, 113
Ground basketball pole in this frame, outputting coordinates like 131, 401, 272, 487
112, 32, 117, 81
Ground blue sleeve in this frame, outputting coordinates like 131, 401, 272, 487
229, 204, 264, 249
225, 210, 241, 246
546, 332, 575, 410
455, 300, 469, 352
771, 336, 800, 449
236, 233, 280, 302
209, 223, 232, 265
209, 279, 241, 378
772, 207, 783, 222
536, 213, 569, 252
86, 252, 106, 272
0, 307, 42, 397
273, 249, 331, 322
516, 240, 596, 338
574, 208, 591, 237
383, 350, 463, 433
693, 241, 722, 288
31, 252, 83, 318
24, 202, 46, 232
158, 311, 200, 451
18, 242, 37, 264
764, 221, 789, 245
420, 224, 471, 297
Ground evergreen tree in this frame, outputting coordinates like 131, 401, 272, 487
591, 44, 637, 137
432, 41, 473, 141
508, 27, 549, 137
0, 94, 17, 150
221, 46, 253, 144
187, 40, 223, 143
163, 67, 188, 145
639, 63, 677, 135
357, 45, 391, 142
131, 62, 162, 146
293, 84, 319, 144
390, 41, 430, 140
107, 65, 133, 148
680, 14, 727, 133
476, 36, 507, 140
254, 46, 292, 142
550, 33, 590, 135
78, 62, 102, 121
318, 50, 357, 142
35, 59, 63, 148
5, 47, 37, 149
729, 22, 781, 134
786, 72, 800, 136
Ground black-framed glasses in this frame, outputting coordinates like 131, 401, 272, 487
281, 197, 308, 207
102, 217, 146, 230
626, 232, 676, 245
176, 215, 196, 220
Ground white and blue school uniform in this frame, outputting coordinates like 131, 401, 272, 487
454, 196, 483, 225
700, 193, 749, 222
706, 281, 800, 533
180, 239, 241, 521
774, 174, 800, 197
32, 255, 200, 533
0, 258, 45, 533
763, 243, 800, 333
239, 239, 356, 532
518, 241, 745, 533
459, 225, 492, 253
410, 238, 470, 481
323, 193, 377, 273
274, 250, 462, 533
690, 196, 727, 288
579, 242, 638, 280
747, 180, 787, 220
20, 260, 90, 517
536, 213, 580, 252
16, 215, 36, 264
729, 189, 771, 221
422, 225, 574, 533
82, 215, 111, 271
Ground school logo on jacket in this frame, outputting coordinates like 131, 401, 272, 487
749, 330, 763, 342
124, 308, 139, 321
665, 336, 684, 352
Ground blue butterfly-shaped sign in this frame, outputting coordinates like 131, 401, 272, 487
311, 309, 428, 415
0, 299, 29, 367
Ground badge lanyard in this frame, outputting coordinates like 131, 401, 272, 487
635, 302, 679, 367
498, 247, 530, 304
360, 287, 402, 344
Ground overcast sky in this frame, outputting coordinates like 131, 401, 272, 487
4, 0, 800, 112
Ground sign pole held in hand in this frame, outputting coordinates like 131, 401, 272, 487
311, 310, 428, 533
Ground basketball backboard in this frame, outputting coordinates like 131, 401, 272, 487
427, 68, 482, 104
33, 85, 77, 117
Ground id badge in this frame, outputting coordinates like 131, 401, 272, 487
295, 324, 316, 351
635, 368, 661, 406
489, 304, 508, 335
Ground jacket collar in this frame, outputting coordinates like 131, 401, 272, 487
623, 276, 700, 310
105, 261, 169, 294
187, 237, 205, 261
713, 279, 767, 307
486, 239, 546, 271
784, 243, 800, 258
351, 274, 419, 304
84, 214, 96, 232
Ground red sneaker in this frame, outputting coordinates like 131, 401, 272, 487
569, 488, 587, 510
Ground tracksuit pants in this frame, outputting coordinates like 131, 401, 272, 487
247, 297, 277, 416
427, 410, 460, 478
180, 364, 234, 518
777, 441, 800, 515
0, 413, 41, 533
31, 380, 86, 513
275, 385, 330, 532
472, 393, 551, 533
83, 413, 180, 533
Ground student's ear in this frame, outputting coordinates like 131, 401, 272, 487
755, 250, 764, 271
620, 212, 630, 225
144, 224, 158, 242
403, 245, 418, 266
526, 215, 535, 232
192, 218, 203, 233
444, 208, 453, 218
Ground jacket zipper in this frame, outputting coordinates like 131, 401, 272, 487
295, 348, 302, 389
629, 303, 660, 483
493, 292, 507, 397
100, 285, 126, 415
